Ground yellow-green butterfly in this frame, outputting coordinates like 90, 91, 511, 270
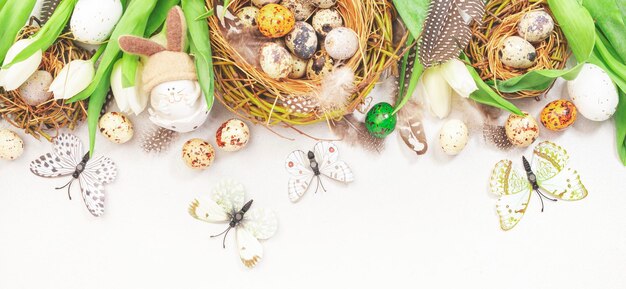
489, 141, 588, 231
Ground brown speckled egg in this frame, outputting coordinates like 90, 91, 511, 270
257, 4, 295, 38
505, 112, 539, 147
252, 0, 280, 7
517, 10, 554, 43
289, 55, 307, 79
439, 119, 469, 156
540, 100, 577, 131
281, 0, 316, 21
236, 6, 260, 28
182, 138, 215, 170
285, 21, 318, 59
18, 70, 53, 106
324, 27, 359, 60
260, 42, 293, 79
313, 0, 337, 8
216, 119, 250, 152
306, 50, 334, 80
0, 129, 24, 161
98, 112, 134, 144
499, 36, 537, 69
312, 8, 343, 37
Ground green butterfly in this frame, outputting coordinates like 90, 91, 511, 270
489, 141, 588, 231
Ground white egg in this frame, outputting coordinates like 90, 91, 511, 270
18, 70, 53, 106
567, 63, 619, 121
0, 129, 24, 161
325, 27, 359, 60
98, 112, 134, 144
439, 119, 469, 156
259, 43, 293, 79
517, 10, 554, 43
499, 36, 537, 69
70, 0, 123, 44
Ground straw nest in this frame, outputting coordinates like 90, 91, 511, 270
207, 0, 402, 126
0, 26, 91, 141
465, 0, 569, 99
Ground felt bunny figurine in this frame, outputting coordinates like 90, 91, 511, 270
118, 6, 209, 133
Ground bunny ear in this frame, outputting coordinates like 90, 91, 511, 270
166, 6, 187, 52
119, 36, 166, 56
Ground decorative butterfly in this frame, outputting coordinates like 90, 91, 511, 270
188, 180, 278, 268
489, 141, 588, 231
285, 141, 354, 202
30, 133, 117, 217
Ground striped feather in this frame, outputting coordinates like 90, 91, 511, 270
40, 0, 61, 24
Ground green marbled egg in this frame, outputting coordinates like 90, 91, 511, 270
365, 102, 397, 138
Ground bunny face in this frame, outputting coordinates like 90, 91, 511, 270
148, 79, 209, 133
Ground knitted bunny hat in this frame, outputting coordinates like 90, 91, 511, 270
118, 6, 197, 94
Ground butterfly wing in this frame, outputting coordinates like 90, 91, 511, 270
211, 179, 246, 214
490, 160, 533, 231
30, 133, 84, 178
30, 152, 75, 178
77, 156, 117, 217
188, 196, 230, 223
237, 207, 277, 268
314, 142, 354, 183
236, 227, 263, 268
532, 141, 588, 201
285, 150, 315, 202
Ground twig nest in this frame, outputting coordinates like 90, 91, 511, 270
306, 50, 334, 80
70, 0, 123, 44
260, 43, 293, 79
216, 119, 250, 152
182, 138, 215, 169
517, 10, 554, 43
257, 4, 296, 38
325, 27, 359, 60
17, 70, 53, 106
252, 0, 280, 7
0, 129, 24, 160
499, 36, 537, 69
540, 100, 577, 131
505, 112, 539, 148
281, 0, 316, 20
312, 8, 343, 36
236, 6, 260, 28
439, 119, 469, 156
98, 112, 134, 144
285, 22, 318, 59
289, 55, 307, 79
313, 0, 337, 9
567, 63, 619, 121
365, 102, 397, 138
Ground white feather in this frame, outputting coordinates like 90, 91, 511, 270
312, 67, 355, 113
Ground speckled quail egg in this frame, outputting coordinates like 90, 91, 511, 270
257, 4, 296, 38
312, 9, 343, 37
260, 42, 293, 79
285, 21, 318, 59
517, 10, 554, 43
236, 6, 260, 28
505, 112, 539, 147
0, 129, 24, 161
499, 36, 537, 69
325, 27, 359, 60
306, 50, 335, 80
216, 119, 250, 152
182, 138, 215, 170
252, 0, 280, 7
17, 70, 53, 106
289, 55, 307, 78
281, 0, 316, 21
540, 99, 577, 131
98, 112, 134, 144
313, 0, 337, 8
439, 119, 469, 156
70, 0, 123, 44
567, 63, 619, 121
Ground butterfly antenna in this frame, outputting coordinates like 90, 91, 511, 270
535, 190, 557, 212
318, 177, 327, 192
210, 226, 232, 248
55, 179, 74, 200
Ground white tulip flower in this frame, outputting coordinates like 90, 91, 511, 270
110, 59, 149, 115
49, 59, 95, 100
418, 59, 478, 119
0, 39, 43, 91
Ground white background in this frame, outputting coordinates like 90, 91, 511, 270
1, 79, 625, 289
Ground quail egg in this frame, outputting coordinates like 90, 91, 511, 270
324, 27, 359, 60
70, 0, 123, 44
505, 112, 539, 147
540, 99, 577, 131
252, 0, 280, 7
285, 21, 318, 59
365, 102, 397, 138
236, 6, 260, 28
98, 112, 134, 144
0, 129, 24, 161
281, 0, 316, 21
313, 0, 337, 8
257, 4, 296, 38
260, 42, 293, 79
289, 55, 307, 79
306, 50, 335, 80
18, 70, 53, 106
182, 138, 215, 170
312, 8, 343, 37
567, 63, 619, 121
439, 119, 469, 156
216, 119, 250, 152
517, 10, 554, 43
499, 36, 537, 69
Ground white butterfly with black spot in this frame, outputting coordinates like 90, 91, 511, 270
189, 180, 277, 268
30, 133, 117, 217
285, 141, 354, 202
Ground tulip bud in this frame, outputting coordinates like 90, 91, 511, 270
49, 60, 95, 100
0, 39, 43, 91
110, 59, 148, 115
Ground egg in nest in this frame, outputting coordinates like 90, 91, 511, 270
499, 36, 537, 69
285, 21, 318, 59
311, 9, 343, 37
281, 0, 316, 21
236, 6, 260, 28
517, 10, 554, 43
257, 4, 296, 38
325, 27, 359, 60
260, 43, 293, 79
